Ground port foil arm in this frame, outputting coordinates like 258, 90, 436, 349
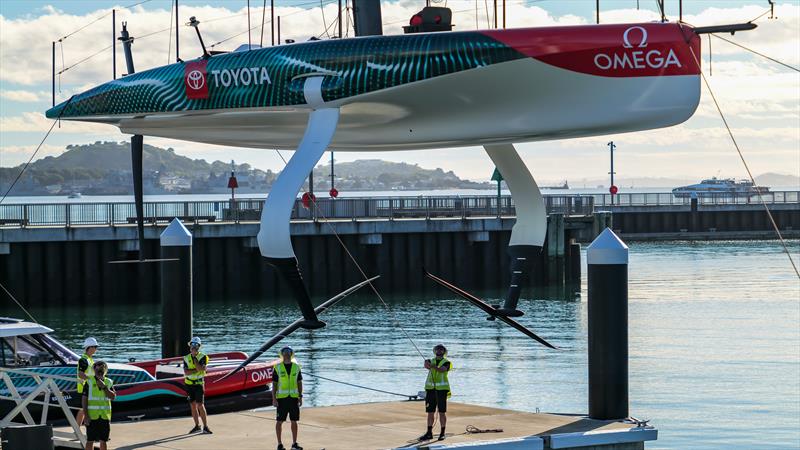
484, 144, 546, 316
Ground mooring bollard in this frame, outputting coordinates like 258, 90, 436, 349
160, 218, 193, 359
587, 227, 629, 420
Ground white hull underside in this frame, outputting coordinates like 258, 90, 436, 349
100, 58, 700, 151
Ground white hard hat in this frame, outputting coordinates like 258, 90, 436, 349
83, 337, 99, 348
189, 336, 202, 346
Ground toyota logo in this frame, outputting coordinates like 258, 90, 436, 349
186, 70, 205, 90
622, 26, 648, 49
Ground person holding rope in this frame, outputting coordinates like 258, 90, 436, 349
420, 344, 452, 441
184, 336, 212, 434
75, 337, 98, 428
82, 360, 116, 450
272, 346, 304, 450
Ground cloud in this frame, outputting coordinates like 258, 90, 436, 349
0, 111, 119, 134
0, 144, 64, 167
0, 90, 51, 102
0, 2, 797, 180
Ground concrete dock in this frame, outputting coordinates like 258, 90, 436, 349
58, 401, 656, 450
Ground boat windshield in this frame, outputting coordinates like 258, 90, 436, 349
0, 334, 79, 367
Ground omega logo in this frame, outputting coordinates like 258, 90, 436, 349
622, 26, 648, 49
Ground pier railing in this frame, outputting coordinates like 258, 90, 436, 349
0, 191, 797, 228
0, 194, 592, 228
593, 190, 799, 207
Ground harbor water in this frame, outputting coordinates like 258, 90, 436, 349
2, 240, 798, 449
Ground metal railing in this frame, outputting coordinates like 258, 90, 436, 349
0, 367, 85, 448
0, 194, 593, 228
592, 190, 799, 207
0, 191, 797, 228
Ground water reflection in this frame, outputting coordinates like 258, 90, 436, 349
2, 240, 798, 449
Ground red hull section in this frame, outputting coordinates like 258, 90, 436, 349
481, 22, 701, 77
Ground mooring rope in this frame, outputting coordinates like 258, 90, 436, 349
685, 44, 800, 279
303, 371, 419, 399
273, 150, 427, 360
711, 33, 800, 73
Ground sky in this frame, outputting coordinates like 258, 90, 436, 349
0, 0, 798, 184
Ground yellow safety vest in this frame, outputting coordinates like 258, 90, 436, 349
274, 362, 301, 399
424, 357, 452, 393
184, 352, 208, 385
86, 377, 113, 420
76, 353, 94, 394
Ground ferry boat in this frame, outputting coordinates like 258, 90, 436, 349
0, 318, 274, 423
66, 192, 82, 199
672, 177, 769, 198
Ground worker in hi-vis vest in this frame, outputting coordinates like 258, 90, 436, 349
184, 336, 212, 434
272, 346, 304, 450
75, 336, 98, 429
81, 360, 116, 450
420, 344, 452, 441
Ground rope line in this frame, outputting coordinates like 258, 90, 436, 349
0, 98, 73, 324
0, 283, 39, 325
303, 371, 419, 399
57, 0, 154, 42
687, 46, 799, 279
57, 44, 113, 75
748, 7, 773, 24
273, 150, 427, 360
0, 97, 73, 205
711, 33, 800, 73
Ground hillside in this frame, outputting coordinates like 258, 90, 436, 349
0, 142, 490, 195
312, 159, 490, 190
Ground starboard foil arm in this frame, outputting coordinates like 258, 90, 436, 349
218, 275, 380, 381
257, 77, 340, 329
425, 270, 557, 349
483, 144, 546, 317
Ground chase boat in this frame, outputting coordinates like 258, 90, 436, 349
0, 318, 274, 423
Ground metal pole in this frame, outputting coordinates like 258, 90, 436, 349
330, 152, 335, 191
112, 10, 116, 79
496, 179, 501, 217
608, 141, 615, 206
175, 0, 180, 61
493, 0, 497, 28
160, 219, 193, 359
338, 0, 343, 37
271, 0, 275, 46
679, 0, 683, 22
247, 0, 252, 49
260, 0, 267, 46
587, 228, 628, 420
596, 0, 599, 24
502, 0, 506, 28
277, 16, 281, 44
51, 42, 55, 107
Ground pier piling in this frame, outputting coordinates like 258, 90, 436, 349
160, 218, 193, 359
587, 227, 629, 420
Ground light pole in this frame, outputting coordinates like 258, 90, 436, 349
607, 141, 617, 205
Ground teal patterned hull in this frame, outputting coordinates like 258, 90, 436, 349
47, 31, 523, 119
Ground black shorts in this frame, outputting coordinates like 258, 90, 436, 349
185, 383, 205, 403
425, 389, 448, 413
86, 418, 110, 442
276, 397, 300, 422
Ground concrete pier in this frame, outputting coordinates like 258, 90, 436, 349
54, 401, 657, 450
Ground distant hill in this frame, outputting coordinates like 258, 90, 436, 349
312, 159, 490, 190
755, 172, 800, 188
0, 142, 490, 195
26, 141, 244, 177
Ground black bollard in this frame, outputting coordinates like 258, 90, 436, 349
160, 218, 193, 359
587, 227, 629, 420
